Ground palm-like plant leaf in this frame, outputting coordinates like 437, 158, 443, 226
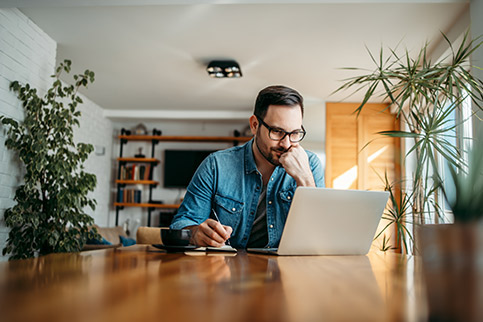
440, 131, 483, 222
335, 30, 483, 252
373, 172, 414, 253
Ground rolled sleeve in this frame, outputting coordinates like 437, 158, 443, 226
170, 155, 216, 229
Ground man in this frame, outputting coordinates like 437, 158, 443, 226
170, 85, 324, 248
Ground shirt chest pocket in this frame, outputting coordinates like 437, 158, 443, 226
213, 194, 244, 232
278, 188, 295, 215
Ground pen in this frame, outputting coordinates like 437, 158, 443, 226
212, 209, 232, 246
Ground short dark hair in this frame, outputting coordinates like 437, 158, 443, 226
254, 85, 304, 119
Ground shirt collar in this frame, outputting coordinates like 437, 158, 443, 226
244, 138, 259, 174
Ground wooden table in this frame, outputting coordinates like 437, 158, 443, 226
0, 245, 427, 322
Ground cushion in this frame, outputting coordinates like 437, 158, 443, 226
94, 225, 127, 245
83, 225, 128, 251
120, 235, 136, 246
136, 227, 162, 244
86, 236, 112, 245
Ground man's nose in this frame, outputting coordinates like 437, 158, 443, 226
279, 135, 292, 150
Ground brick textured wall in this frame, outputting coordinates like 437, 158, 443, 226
0, 9, 113, 261
73, 95, 113, 227
0, 8, 57, 261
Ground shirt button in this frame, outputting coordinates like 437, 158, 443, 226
271, 177, 274, 181
269, 225, 274, 228
287, 196, 291, 200
268, 201, 272, 205
232, 208, 236, 211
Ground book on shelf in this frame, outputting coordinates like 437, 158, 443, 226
118, 187, 124, 202
119, 164, 151, 181
118, 188, 142, 203
139, 165, 145, 180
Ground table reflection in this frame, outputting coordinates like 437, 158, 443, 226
0, 246, 427, 322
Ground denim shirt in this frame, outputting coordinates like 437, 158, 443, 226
170, 139, 325, 248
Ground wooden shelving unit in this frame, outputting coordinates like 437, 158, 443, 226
115, 179, 159, 185
118, 135, 251, 143
114, 202, 180, 209
117, 157, 160, 163
114, 128, 252, 227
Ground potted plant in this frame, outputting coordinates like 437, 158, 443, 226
335, 31, 483, 320
417, 130, 483, 321
334, 31, 483, 253
1, 59, 100, 260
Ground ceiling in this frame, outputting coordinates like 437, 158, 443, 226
6, 0, 471, 119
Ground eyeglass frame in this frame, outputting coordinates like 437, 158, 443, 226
255, 115, 306, 143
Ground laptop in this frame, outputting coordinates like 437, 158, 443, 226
247, 187, 389, 256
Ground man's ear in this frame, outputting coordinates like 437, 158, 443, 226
249, 115, 258, 136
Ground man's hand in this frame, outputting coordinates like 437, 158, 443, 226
279, 145, 316, 187
187, 219, 233, 247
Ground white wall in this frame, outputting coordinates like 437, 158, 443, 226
471, 0, 483, 136
0, 9, 113, 260
73, 95, 113, 227
303, 101, 326, 170
0, 8, 56, 261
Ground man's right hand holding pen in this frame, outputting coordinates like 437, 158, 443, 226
186, 218, 233, 247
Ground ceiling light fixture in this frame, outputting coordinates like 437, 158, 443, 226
207, 60, 242, 78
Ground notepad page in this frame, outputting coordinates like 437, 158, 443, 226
195, 245, 237, 252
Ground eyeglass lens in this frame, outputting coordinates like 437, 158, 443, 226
269, 129, 304, 142
256, 115, 305, 142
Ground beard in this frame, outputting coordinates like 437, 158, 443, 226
255, 132, 287, 166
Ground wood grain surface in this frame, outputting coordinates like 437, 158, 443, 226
0, 245, 427, 322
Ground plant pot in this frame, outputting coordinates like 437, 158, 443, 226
418, 222, 483, 322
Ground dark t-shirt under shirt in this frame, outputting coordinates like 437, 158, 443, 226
247, 184, 268, 248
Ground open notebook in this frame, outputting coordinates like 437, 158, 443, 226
247, 187, 389, 256
152, 244, 237, 253
194, 245, 237, 252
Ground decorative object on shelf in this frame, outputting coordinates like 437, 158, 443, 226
206, 60, 242, 78
133, 123, 148, 135
242, 125, 253, 137
121, 128, 131, 135
134, 147, 145, 158
0, 59, 100, 260
233, 127, 252, 145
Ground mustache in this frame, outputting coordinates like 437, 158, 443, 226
272, 147, 289, 153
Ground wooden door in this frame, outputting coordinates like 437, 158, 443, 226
326, 103, 400, 190
326, 103, 401, 251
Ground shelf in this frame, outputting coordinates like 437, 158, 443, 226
118, 135, 252, 143
117, 157, 160, 163
114, 202, 180, 209
116, 180, 159, 185
115, 130, 249, 227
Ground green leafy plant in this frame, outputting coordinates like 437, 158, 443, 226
335, 32, 483, 251
373, 172, 414, 253
1, 59, 100, 260
379, 234, 392, 252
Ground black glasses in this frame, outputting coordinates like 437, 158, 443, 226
255, 115, 306, 143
